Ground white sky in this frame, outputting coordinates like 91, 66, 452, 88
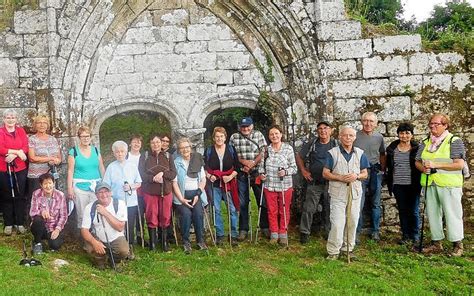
401, 0, 474, 22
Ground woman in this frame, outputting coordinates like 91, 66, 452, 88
66, 126, 105, 230
27, 115, 61, 214
259, 125, 297, 246
161, 133, 176, 156
128, 134, 146, 246
0, 109, 29, 235
139, 134, 177, 251
204, 127, 239, 246
173, 138, 208, 253
386, 123, 421, 245
29, 173, 67, 254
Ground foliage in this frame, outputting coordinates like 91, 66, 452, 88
0, 0, 38, 30
344, 0, 403, 25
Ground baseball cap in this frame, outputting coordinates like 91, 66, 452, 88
317, 121, 332, 128
95, 181, 111, 193
240, 117, 254, 127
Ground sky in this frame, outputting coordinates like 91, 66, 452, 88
401, 0, 474, 22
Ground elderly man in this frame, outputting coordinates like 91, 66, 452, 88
354, 111, 386, 241
297, 121, 338, 244
230, 117, 269, 241
323, 126, 369, 260
81, 182, 129, 270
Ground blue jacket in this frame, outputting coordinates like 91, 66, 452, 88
173, 154, 208, 206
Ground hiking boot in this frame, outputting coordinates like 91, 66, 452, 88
148, 228, 157, 251
237, 231, 248, 242
4, 226, 13, 236
449, 241, 463, 257
261, 228, 270, 239
197, 242, 208, 251
371, 232, 380, 242
161, 228, 170, 252
32, 243, 43, 256
16, 225, 26, 234
279, 237, 288, 247
300, 233, 310, 244
422, 241, 443, 255
326, 254, 339, 260
183, 241, 192, 254
216, 236, 224, 246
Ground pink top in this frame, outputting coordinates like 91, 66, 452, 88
30, 188, 68, 232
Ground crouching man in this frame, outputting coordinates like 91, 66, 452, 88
81, 182, 129, 270
323, 126, 369, 260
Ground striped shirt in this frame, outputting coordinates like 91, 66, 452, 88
27, 134, 61, 178
29, 188, 68, 232
259, 143, 297, 191
393, 148, 412, 185
229, 130, 267, 170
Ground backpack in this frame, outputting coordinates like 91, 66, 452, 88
205, 144, 236, 164
304, 137, 338, 168
89, 198, 119, 232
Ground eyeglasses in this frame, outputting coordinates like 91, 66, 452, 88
429, 122, 444, 127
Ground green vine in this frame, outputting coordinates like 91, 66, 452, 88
255, 53, 275, 84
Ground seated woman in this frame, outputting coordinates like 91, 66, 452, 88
172, 138, 208, 253
29, 173, 67, 255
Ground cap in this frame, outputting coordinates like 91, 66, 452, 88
239, 117, 254, 127
317, 121, 332, 128
95, 181, 111, 194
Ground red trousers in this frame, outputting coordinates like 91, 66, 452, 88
143, 192, 172, 228
264, 188, 293, 235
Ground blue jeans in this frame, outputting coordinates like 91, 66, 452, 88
212, 187, 238, 238
176, 189, 205, 244
393, 184, 420, 241
357, 166, 383, 235
237, 173, 269, 232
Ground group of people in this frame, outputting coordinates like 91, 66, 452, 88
0, 108, 467, 270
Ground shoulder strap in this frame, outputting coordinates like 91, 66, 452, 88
73, 146, 78, 158
239, 131, 261, 150
89, 200, 99, 230
113, 198, 119, 213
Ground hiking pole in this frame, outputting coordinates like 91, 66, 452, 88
136, 195, 145, 248
255, 181, 265, 244
100, 214, 117, 271
345, 183, 353, 264
209, 180, 217, 241
202, 201, 216, 246
224, 182, 233, 250
419, 173, 430, 253
171, 208, 178, 246
7, 163, 15, 198
279, 168, 289, 249
248, 174, 253, 243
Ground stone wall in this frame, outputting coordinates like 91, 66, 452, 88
0, 0, 472, 226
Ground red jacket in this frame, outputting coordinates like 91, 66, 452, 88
0, 125, 29, 172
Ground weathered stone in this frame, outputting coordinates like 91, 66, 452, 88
49, 57, 67, 88
146, 42, 175, 54
47, 7, 57, 32
423, 74, 452, 92
19, 58, 49, 77
334, 39, 372, 59
189, 5, 219, 24
316, 21, 361, 41
188, 24, 233, 41
363, 56, 408, 78
334, 98, 365, 120
131, 10, 153, 28
389, 75, 423, 95
174, 41, 208, 54
159, 26, 186, 42
0, 89, 35, 107
217, 85, 259, 97
317, 42, 335, 59
148, 0, 182, 10
115, 44, 146, 56
314, 0, 346, 22
190, 53, 217, 71
208, 40, 246, 52
104, 73, 143, 86
332, 79, 390, 98
24, 34, 49, 57
217, 52, 252, 70
233, 69, 265, 87
409, 52, 464, 75
48, 32, 60, 57
202, 70, 234, 84
156, 83, 216, 95
14, 10, 48, 34
123, 27, 158, 44
144, 71, 201, 85
134, 54, 190, 72
377, 96, 412, 121
153, 9, 189, 26
452, 73, 470, 91
108, 55, 134, 74
324, 60, 358, 80
373, 35, 421, 54
0, 32, 23, 58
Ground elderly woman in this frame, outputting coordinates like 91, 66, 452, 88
27, 115, 61, 210
259, 125, 297, 246
0, 109, 29, 235
204, 126, 240, 246
139, 134, 177, 251
415, 113, 466, 257
172, 138, 208, 253
103, 140, 142, 254
386, 123, 421, 245
29, 173, 67, 255
66, 126, 105, 230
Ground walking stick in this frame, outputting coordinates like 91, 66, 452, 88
345, 183, 353, 264
7, 163, 15, 197
279, 169, 289, 249
171, 208, 178, 246
160, 186, 166, 251
202, 201, 216, 246
100, 214, 117, 272
224, 182, 233, 250
209, 180, 217, 241
248, 174, 253, 243
136, 196, 145, 248
255, 181, 265, 244
123, 182, 131, 244
418, 174, 430, 253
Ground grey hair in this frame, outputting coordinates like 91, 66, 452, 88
339, 125, 356, 135
3, 108, 18, 119
361, 111, 378, 123
112, 140, 128, 152
176, 137, 192, 154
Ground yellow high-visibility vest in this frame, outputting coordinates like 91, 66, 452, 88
420, 133, 463, 187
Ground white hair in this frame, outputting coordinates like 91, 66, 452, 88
112, 140, 128, 152
3, 108, 17, 119
339, 125, 356, 135
361, 111, 378, 123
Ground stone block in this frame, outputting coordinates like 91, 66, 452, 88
47, 7, 56, 32
188, 24, 233, 41
409, 52, 464, 75
115, 44, 146, 56
423, 74, 452, 92
363, 56, 408, 78
48, 32, 60, 57
148, 0, 182, 10
217, 52, 252, 70
19, 58, 48, 77
334, 98, 366, 120
452, 73, 470, 91
0, 89, 35, 108
190, 53, 217, 71
389, 75, 423, 95
208, 39, 246, 52
202, 70, 234, 84
318, 42, 335, 59
58, 38, 74, 59
324, 60, 358, 80
332, 79, 390, 98
146, 42, 175, 54
107, 55, 134, 74
14, 10, 48, 34
131, 10, 153, 28
334, 39, 372, 59
156, 83, 216, 95
189, 5, 219, 24
0, 32, 23, 58
174, 41, 208, 54
373, 35, 421, 54
217, 85, 259, 97
159, 26, 187, 42
144, 71, 202, 85
123, 27, 158, 44
314, 0, 346, 22
153, 9, 189, 26
24, 34, 49, 57
377, 96, 412, 121
316, 21, 361, 41
49, 56, 67, 88
104, 73, 143, 86
134, 54, 190, 72
233, 69, 265, 87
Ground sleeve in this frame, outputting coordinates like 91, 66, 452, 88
360, 153, 371, 170
28, 135, 36, 149
0, 131, 8, 155
29, 189, 42, 217
81, 204, 93, 229
324, 152, 334, 170
20, 128, 29, 153
56, 191, 68, 231
103, 164, 112, 186
286, 146, 297, 175
415, 142, 425, 161
229, 134, 236, 146
450, 138, 465, 159
164, 154, 177, 181
231, 145, 240, 169
134, 164, 142, 183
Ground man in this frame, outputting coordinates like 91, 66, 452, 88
230, 117, 269, 241
354, 111, 386, 241
81, 182, 129, 270
297, 121, 338, 244
323, 126, 369, 260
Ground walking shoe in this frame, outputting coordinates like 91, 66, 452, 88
278, 237, 288, 247
344, 251, 357, 260
300, 233, 310, 244
16, 225, 26, 234
183, 242, 192, 254
371, 232, 380, 242
32, 243, 43, 256
326, 254, 339, 260
422, 241, 443, 255
197, 242, 208, 251
261, 228, 270, 239
231, 237, 239, 247
4, 226, 13, 236
127, 247, 135, 261
237, 231, 248, 242
269, 237, 278, 245
449, 242, 463, 257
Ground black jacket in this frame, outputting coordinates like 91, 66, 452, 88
385, 140, 422, 196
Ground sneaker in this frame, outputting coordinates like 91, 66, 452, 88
422, 241, 444, 254
16, 225, 26, 234
183, 241, 192, 254
4, 226, 13, 236
449, 242, 463, 257
300, 233, 310, 244
237, 231, 248, 242
32, 243, 43, 256
279, 237, 288, 247
326, 254, 339, 260
197, 242, 208, 251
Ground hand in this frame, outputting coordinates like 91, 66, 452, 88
301, 169, 313, 182
209, 175, 217, 183
192, 196, 199, 207
277, 169, 286, 178
41, 210, 50, 220
260, 173, 267, 181
5, 154, 17, 163
50, 229, 60, 240
122, 183, 132, 192
67, 188, 75, 200
182, 199, 193, 209
340, 173, 357, 183
222, 175, 233, 183
153, 172, 164, 183
17, 150, 27, 161
54, 157, 62, 165
93, 240, 106, 255
96, 204, 108, 217
242, 166, 250, 173
241, 159, 254, 168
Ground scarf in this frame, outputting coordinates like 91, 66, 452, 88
429, 130, 449, 153
206, 168, 240, 211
